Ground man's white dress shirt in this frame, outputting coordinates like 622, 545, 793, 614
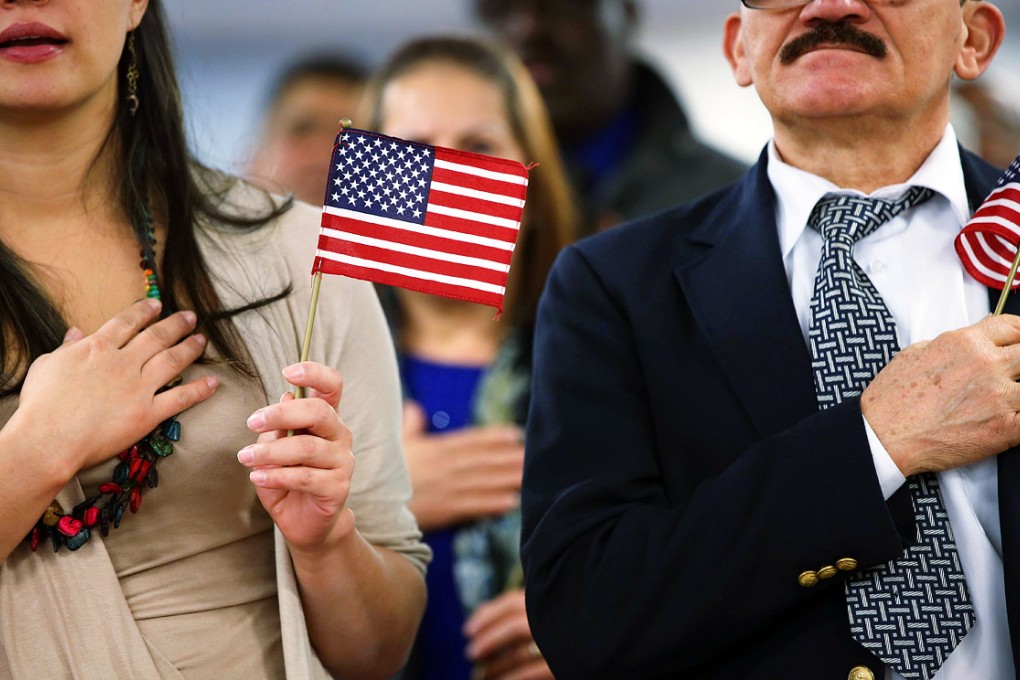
768, 127, 1014, 680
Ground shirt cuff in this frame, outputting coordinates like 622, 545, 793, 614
863, 415, 907, 500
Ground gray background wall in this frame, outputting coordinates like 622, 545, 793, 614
166, 0, 1020, 172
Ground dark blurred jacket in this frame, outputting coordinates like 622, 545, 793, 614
568, 61, 747, 236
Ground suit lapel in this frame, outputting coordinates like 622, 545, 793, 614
993, 283, 1020, 673
673, 156, 818, 438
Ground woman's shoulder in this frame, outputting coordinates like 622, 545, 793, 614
193, 170, 356, 294
195, 170, 318, 263
189, 169, 385, 341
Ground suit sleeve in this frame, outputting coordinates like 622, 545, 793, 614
521, 245, 912, 678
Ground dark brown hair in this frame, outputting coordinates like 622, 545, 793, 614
0, 0, 291, 395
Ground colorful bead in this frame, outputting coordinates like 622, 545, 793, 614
148, 435, 172, 458
128, 457, 144, 480
42, 501, 63, 527
129, 487, 143, 513
56, 516, 83, 537
66, 528, 91, 551
113, 461, 130, 485
99, 508, 111, 537
164, 419, 181, 442
71, 495, 101, 516
134, 460, 152, 484
83, 507, 100, 528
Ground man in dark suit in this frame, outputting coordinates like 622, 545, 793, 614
522, 1, 1012, 678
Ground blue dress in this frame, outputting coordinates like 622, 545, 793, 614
401, 354, 487, 680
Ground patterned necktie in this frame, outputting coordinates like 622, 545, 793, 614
807, 189, 975, 680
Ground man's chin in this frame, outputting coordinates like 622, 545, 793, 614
769, 80, 883, 120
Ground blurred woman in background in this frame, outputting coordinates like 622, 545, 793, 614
0, 1, 426, 677
362, 35, 577, 680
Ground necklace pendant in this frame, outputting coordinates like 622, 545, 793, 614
25, 211, 184, 556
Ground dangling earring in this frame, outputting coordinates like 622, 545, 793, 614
125, 32, 140, 116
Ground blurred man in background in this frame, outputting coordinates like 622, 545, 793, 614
954, 74, 1020, 170
472, 0, 747, 235
247, 54, 366, 204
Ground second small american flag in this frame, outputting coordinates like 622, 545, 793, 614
312, 128, 530, 311
955, 153, 1020, 290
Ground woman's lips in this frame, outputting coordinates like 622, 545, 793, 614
0, 22, 68, 63
0, 41, 65, 63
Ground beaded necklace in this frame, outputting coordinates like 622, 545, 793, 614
27, 212, 181, 553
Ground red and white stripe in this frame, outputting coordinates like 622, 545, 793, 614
955, 182, 1020, 290
314, 147, 528, 310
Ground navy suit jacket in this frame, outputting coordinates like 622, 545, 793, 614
521, 148, 1019, 679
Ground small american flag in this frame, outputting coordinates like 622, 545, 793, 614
955, 153, 1020, 290
312, 128, 529, 311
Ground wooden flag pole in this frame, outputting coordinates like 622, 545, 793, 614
294, 271, 324, 401
288, 118, 352, 431
994, 246, 1020, 316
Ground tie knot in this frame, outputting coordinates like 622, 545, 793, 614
809, 186, 935, 244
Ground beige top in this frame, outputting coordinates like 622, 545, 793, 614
0, 176, 429, 679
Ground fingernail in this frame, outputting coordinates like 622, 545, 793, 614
63, 327, 80, 341
146, 298, 162, 311
205, 376, 220, 391
282, 364, 304, 380
250, 470, 267, 485
237, 445, 255, 465
182, 310, 197, 325
247, 410, 266, 430
193, 334, 207, 347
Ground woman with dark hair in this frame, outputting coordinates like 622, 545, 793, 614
361, 35, 576, 680
0, 1, 427, 678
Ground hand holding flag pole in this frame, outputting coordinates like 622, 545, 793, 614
292, 120, 531, 404
293, 245, 326, 401
955, 153, 1020, 314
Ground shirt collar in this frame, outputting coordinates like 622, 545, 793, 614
769, 125, 971, 260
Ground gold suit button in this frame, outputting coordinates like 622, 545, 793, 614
836, 557, 859, 572
798, 570, 819, 588
817, 565, 838, 580
848, 666, 875, 680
